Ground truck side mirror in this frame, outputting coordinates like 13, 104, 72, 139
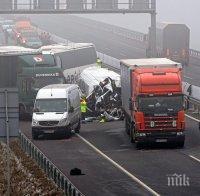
69, 106, 74, 113
129, 98, 133, 110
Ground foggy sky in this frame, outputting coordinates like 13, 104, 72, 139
81, 0, 200, 50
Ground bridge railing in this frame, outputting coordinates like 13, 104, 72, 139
0, 0, 156, 14
19, 131, 84, 196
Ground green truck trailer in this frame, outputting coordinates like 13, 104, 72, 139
0, 46, 66, 118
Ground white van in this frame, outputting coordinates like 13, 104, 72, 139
31, 84, 81, 139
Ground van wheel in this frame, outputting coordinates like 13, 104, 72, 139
32, 130, 38, 140
177, 141, 185, 148
65, 126, 72, 139
75, 119, 81, 133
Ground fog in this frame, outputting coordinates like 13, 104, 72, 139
4, 0, 200, 50
80, 0, 200, 50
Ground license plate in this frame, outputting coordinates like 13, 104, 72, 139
44, 130, 55, 134
156, 139, 167, 143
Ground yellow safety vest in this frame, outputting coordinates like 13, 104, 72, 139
97, 58, 102, 67
81, 101, 87, 113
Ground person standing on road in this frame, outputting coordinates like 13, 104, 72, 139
96, 57, 102, 67
81, 97, 87, 122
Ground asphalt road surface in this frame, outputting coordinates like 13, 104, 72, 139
20, 116, 200, 196
30, 14, 200, 87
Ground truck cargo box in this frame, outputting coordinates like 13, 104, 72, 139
120, 58, 182, 116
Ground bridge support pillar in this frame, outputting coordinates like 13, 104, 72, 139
149, 0, 157, 57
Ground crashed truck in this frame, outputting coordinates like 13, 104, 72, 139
78, 66, 123, 121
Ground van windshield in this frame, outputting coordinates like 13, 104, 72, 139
35, 99, 67, 112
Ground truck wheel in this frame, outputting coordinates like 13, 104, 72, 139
135, 142, 143, 149
177, 141, 185, 148
130, 128, 135, 143
75, 119, 81, 133
32, 130, 38, 140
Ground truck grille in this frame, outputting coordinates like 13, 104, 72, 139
144, 116, 177, 130
39, 121, 59, 126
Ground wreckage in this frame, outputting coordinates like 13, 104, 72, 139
79, 67, 123, 121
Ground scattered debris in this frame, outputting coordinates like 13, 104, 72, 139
70, 168, 85, 176
79, 67, 123, 122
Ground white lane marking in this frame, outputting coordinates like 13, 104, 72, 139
189, 155, 200, 164
185, 114, 200, 122
184, 76, 193, 80
76, 134, 160, 196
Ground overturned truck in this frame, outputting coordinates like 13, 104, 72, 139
79, 67, 123, 121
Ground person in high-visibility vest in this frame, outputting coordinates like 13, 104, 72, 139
96, 58, 102, 67
81, 97, 87, 121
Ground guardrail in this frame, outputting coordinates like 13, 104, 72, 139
19, 131, 84, 196
189, 49, 200, 59
189, 49, 200, 66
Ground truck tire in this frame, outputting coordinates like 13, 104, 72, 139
75, 119, 81, 133
177, 141, 185, 148
32, 130, 38, 140
130, 130, 134, 143
135, 142, 143, 149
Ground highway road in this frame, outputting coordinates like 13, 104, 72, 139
30, 14, 200, 87
20, 117, 200, 196
17, 15, 200, 195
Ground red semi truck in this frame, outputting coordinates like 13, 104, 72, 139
120, 58, 185, 148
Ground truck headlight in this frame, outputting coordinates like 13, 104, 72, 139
150, 121, 155, 128
172, 120, 177, 127
177, 132, 183, 136
32, 119, 39, 126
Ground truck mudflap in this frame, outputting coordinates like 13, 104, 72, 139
135, 131, 185, 144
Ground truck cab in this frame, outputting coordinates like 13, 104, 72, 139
120, 58, 185, 148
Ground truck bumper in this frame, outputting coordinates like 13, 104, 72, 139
136, 132, 185, 144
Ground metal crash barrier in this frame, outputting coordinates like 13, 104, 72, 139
185, 96, 200, 117
19, 132, 84, 196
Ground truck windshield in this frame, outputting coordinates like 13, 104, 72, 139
33, 77, 65, 90
35, 99, 67, 112
138, 95, 183, 116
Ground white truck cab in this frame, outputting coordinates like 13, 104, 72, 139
32, 84, 81, 139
